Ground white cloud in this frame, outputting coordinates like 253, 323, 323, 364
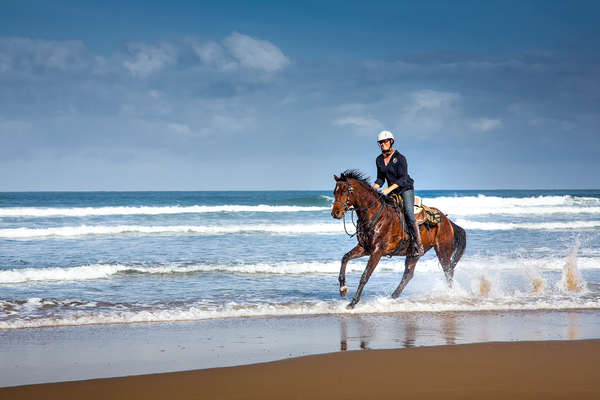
409, 90, 460, 112
192, 41, 237, 71
393, 90, 462, 137
223, 32, 289, 72
333, 115, 384, 132
469, 118, 502, 132
123, 42, 177, 77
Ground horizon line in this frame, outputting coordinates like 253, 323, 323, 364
1, 188, 599, 193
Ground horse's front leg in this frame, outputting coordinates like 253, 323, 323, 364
347, 251, 383, 309
339, 245, 367, 297
391, 255, 419, 298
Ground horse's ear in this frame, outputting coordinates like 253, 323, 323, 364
334, 174, 340, 182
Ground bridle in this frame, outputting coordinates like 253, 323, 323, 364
334, 180, 385, 238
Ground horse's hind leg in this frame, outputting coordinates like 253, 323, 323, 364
391, 256, 419, 298
339, 245, 366, 297
434, 240, 454, 288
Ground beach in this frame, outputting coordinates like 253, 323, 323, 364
1, 310, 600, 388
1, 190, 599, 395
2, 339, 599, 399
3, 0, 600, 396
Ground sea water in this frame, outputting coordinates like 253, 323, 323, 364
1, 190, 599, 329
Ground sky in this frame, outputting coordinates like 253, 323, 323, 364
1, 0, 599, 190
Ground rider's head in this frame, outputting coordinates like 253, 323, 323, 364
377, 130, 394, 153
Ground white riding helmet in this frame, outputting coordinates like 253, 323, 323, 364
377, 130, 394, 142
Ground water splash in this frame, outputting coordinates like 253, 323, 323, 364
478, 275, 492, 297
558, 239, 587, 293
525, 266, 546, 293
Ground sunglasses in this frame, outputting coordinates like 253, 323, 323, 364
378, 139, 392, 145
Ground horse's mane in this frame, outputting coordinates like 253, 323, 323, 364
339, 169, 377, 194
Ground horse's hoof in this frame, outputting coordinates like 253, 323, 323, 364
339, 286, 348, 297
346, 301, 356, 310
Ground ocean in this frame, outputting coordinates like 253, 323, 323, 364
1, 189, 599, 330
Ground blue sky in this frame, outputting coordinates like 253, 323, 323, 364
1, 1, 599, 190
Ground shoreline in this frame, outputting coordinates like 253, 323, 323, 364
3, 340, 599, 399
2, 309, 599, 388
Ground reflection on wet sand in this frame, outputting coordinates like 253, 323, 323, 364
339, 312, 462, 350
336, 310, 592, 352
339, 316, 375, 351
440, 313, 458, 345
402, 315, 418, 348
568, 312, 579, 340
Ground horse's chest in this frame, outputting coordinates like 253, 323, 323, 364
356, 221, 378, 250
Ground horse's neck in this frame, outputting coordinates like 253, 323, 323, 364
351, 181, 380, 219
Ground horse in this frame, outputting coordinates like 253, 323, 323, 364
331, 169, 466, 309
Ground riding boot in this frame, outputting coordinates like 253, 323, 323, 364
410, 220, 425, 257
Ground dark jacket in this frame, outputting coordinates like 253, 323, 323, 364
375, 150, 414, 194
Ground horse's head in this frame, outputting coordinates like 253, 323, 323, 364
331, 174, 352, 219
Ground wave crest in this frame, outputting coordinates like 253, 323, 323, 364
0, 204, 329, 218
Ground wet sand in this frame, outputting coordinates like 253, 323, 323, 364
2, 310, 600, 388
3, 339, 599, 399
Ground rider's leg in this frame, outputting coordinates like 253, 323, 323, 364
401, 190, 424, 257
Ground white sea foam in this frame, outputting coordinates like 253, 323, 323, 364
0, 204, 329, 218
2, 294, 599, 329
0, 223, 344, 238
2, 257, 599, 284
425, 194, 600, 216
2, 217, 597, 239
455, 219, 600, 231
0, 262, 346, 283
1, 195, 597, 219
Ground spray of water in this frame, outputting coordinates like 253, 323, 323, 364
558, 238, 587, 293
478, 275, 492, 297
525, 266, 546, 294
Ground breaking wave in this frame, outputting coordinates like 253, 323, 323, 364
1, 218, 597, 239
2, 293, 599, 329
2, 257, 599, 284
0, 223, 343, 238
0, 204, 329, 218
424, 194, 600, 216
1, 195, 598, 219
456, 219, 600, 231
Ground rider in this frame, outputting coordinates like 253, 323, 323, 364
372, 130, 425, 256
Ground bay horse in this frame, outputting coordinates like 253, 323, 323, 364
331, 169, 466, 308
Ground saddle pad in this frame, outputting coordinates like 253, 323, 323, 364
413, 195, 423, 215
413, 196, 443, 226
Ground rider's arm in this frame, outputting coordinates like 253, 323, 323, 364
381, 183, 399, 195
373, 157, 385, 190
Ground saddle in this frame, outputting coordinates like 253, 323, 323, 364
388, 194, 442, 227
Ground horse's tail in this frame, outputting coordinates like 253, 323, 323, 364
449, 220, 466, 269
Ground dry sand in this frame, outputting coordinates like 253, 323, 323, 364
2, 339, 598, 400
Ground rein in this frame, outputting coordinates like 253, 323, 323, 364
335, 181, 385, 238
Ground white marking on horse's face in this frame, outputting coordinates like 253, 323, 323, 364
334, 183, 347, 198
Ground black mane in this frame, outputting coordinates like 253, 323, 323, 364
339, 169, 372, 189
